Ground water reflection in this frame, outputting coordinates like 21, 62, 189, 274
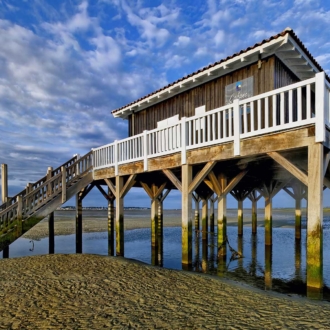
3, 225, 330, 301
265, 245, 272, 290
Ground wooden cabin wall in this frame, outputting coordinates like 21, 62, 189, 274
129, 55, 304, 136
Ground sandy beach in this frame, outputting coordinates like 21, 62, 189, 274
0, 254, 330, 329
2, 209, 329, 328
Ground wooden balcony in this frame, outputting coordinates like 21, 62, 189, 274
93, 72, 330, 178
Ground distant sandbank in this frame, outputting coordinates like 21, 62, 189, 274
21, 208, 311, 240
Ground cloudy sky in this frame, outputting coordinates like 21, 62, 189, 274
0, 0, 330, 209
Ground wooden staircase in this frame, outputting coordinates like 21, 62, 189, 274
0, 152, 93, 251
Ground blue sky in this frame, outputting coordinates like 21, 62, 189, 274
0, 0, 330, 209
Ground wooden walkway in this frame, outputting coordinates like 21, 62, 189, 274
0, 152, 93, 251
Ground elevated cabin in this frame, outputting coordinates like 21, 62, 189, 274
113, 28, 320, 138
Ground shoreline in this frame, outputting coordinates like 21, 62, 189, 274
22, 209, 303, 240
0, 253, 329, 328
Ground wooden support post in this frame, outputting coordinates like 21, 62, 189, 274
47, 167, 53, 196
61, 166, 66, 203
201, 196, 208, 240
238, 199, 243, 236
260, 181, 288, 246
108, 189, 115, 256
116, 176, 124, 256
193, 193, 200, 232
16, 195, 23, 237
217, 174, 227, 256
151, 186, 159, 248
248, 190, 261, 235
264, 192, 272, 246
295, 198, 302, 240
182, 164, 192, 266
76, 191, 83, 253
49, 212, 55, 254
1, 164, 8, 204
3, 246, 9, 258
231, 189, 250, 236
210, 195, 215, 233
307, 142, 323, 289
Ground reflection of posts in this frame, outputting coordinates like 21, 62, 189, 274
250, 235, 257, 276
49, 212, 55, 254
3, 246, 9, 258
265, 245, 272, 290
248, 190, 262, 235
294, 239, 301, 280
217, 254, 226, 278
237, 236, 243, 269
201, 196, 208, 240
108, 192, 115, 256
194, 228, 200, 271
209, 195, 216, 233
75, 190, 83, 254
202, 237, 208, 273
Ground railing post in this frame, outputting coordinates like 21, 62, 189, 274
76, 154, 81, 176
1, 164, 8, 205
17, 195, 23, 236
181, 117, 187, 164
233, 99, 241, 156
143, 130, 148, 171
61, 166, 66, 203
114, 140, 118, 176
47, 167, 53, 197
315, 72, 326, 143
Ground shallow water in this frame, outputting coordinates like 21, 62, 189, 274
3, 218, 330, 301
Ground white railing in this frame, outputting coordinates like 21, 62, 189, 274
325, 79, 330, 128
147, 122, 182, 157
93, 72, 330, 172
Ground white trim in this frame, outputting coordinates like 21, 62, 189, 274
315, 72, 326, 142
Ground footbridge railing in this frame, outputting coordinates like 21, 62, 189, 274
93, 72, 330, 173
0, 151, 93, 249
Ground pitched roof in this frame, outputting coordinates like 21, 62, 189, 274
112, 28, 328, 119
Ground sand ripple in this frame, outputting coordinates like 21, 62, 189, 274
0, 254, 329, 329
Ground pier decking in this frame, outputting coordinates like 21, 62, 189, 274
1, 28, 330, 293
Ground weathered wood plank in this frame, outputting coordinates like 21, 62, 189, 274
223, 171, 247, 195
188, 161, 216, 194
104, 178, 116, 196
307, 142, 324, 289
163, 169, 182, 192
267, 151, 308, 186
120, 174, 136, 198
140, 181, 154, 199
207, 171, 222, 196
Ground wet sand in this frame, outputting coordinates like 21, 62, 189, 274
22, 209, 304, 240
1, 254, 330, 329
2, 209, 330, 328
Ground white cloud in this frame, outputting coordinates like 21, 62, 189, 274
214, 30, 225, 47
174, 36, 190, 47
